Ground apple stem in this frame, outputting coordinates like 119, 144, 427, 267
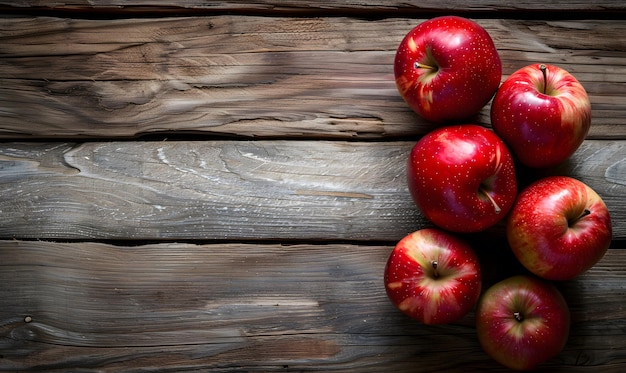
539, 64, 548, 94
431, 260, 439, 278
415, 62, 436, 70
479, 187, 502, 214
569, 209, 592, 227
514, 312, 524, 322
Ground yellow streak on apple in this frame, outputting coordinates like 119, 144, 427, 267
408, 37, 418, 52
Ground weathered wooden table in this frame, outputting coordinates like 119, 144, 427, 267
1, 2, 625, 371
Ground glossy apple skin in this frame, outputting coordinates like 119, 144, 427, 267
507, 176, 612, 281
476, 275, 570, 371
384, 228, 481, 325
491, 63, 591, 168
394, 16, 502, 123
407, 124, 517, 233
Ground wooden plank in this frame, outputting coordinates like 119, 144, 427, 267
1, 240, 624, 372
0, 140, 424, 241
2, 0, 625, 14
0, 139, 624, 241
1, 16, 625, 139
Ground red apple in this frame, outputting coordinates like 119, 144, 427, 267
394, 16, 502, 123
407, 124, 517, 233
384, 228, 481, 325
476, 275, 570, 371
507, 176, 612, 281
491, 63, 591, 168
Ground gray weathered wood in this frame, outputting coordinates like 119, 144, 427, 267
1, 17, 624, 139
1, 240, 624, 372
0, 140, 424, 240
0, 139, 624, 241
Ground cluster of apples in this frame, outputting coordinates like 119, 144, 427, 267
383, 16, 613, 370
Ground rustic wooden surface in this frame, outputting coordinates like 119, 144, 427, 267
0, 140, 624, 241
2, 1, 626, 14
1, 16, 625, 139
1, 240, 625, 372
1, 1, 625, 372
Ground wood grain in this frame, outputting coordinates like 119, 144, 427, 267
0, 140, 424, 241
1, 3, 625, 371
1, 240, 624, 372
0, 139, 624, 241
2, 0, 625, 14
1, 16, 625, 139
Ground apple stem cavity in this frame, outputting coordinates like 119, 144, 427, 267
513, 311, 524, 322
539, 64, 548, 94
569, 209, 592, 227
431, 260, 439, 278
479, 187, 502, 214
